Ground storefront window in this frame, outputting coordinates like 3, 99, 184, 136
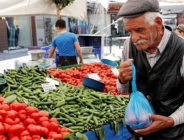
44, 16, 56, 45
35, 16, 71, 46
68, 18, 88, 34
68, 18, 79, 34
6, 16, 32, 50
111, 14, 129, 37
162, 14, 177, 29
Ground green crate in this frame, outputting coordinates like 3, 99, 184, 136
58, 60, 120, 70
58, 64, 82, 70
115, 60, 121, 69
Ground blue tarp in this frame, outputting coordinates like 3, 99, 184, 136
78, 123, 131, 140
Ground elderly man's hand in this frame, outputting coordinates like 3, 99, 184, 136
135, 114, 174, 135
119, 59, 134, 84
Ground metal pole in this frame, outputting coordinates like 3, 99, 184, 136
100, 4, 104, 59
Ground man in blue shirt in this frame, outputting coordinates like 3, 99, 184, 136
49, 19, 83, 66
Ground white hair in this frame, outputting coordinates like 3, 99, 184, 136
123, 12, 162, 25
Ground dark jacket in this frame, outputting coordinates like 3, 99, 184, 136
129, 26, 184, 140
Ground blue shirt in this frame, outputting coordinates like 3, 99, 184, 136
52, 32, 78, 56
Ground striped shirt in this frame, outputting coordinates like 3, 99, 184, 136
117, 28, 184, 126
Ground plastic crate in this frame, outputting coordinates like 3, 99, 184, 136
88, 37, 101, 48
28, 46, 41, 51
58, 64, 82, 70
55, 51, 59, 67
44, 52, 49, 58
78, 36, 101, 48
92, 48, 101, 59
81, 47, 93, 54
40, 45, 51, 52
40, 46, 59, 67
78, 37, 86, 46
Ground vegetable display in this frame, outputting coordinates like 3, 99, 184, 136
2, 83, 129, 135
48, 63, 123, 95
0, 65, 129, 140
0, 96, 70, 140
1, 66, 51, 95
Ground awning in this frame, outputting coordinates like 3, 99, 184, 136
0, 0, 87, 21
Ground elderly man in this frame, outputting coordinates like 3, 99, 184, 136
117, 0, 184, 140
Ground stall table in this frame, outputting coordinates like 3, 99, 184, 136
77, 123, 131, 140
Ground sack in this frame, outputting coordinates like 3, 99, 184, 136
125, 62, 154, 130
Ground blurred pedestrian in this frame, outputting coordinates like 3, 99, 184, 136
176, 24, 184, 38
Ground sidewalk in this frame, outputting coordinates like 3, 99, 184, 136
0, 56, 30, 73
0, 48, 28, 61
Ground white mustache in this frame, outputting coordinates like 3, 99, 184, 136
134, 39, 148, 46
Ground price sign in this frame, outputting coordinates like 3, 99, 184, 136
111, 68, 119, 76
46, 77, 59, 85
87, 73, 101, 81
42, 83, 56, 92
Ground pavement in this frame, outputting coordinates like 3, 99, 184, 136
0, 48, 30, 73
0, 48, 28, 61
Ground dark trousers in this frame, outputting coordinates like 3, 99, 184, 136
58, 56, 78, 66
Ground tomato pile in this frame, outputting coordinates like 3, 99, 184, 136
0, 96, 70, 140
48, 63, 124, 95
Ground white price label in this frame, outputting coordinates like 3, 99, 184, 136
42, 83, 56, 92
111, 68, 119, 76
46, 77, 59, 85
87, 73, 101, 81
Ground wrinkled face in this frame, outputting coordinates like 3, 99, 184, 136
124, 15, 159, 50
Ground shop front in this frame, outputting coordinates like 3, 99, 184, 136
0, 16, 32, 52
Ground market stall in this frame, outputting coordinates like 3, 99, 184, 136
0, 62, 131, 140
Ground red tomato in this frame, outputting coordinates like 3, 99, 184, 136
10, 136, 20, 140
50, 118, 59, 124
62, 131, 70, 137
0, 135, 7, 140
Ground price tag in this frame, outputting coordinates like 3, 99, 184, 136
42, 83, 56, 92
111, 68, 119, 76
87, 73, 101, 81
46, 77, 59, 85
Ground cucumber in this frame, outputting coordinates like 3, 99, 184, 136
65, 114, 76, 125
93, 116, 98, 126
65, 96, 78, 102
63, 123, 73, 127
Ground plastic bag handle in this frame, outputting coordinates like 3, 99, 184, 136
131, 62, 137, 93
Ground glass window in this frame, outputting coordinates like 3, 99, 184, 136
36, 16, 70, 46
6, 16, 32, 50
111, 14, 129, 37
162, 14, 177, 30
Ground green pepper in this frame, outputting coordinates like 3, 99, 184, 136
22, 87, 32, 93
5, 78, 14, 84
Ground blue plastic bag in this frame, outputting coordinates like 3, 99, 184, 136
125, 62, 154, 130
